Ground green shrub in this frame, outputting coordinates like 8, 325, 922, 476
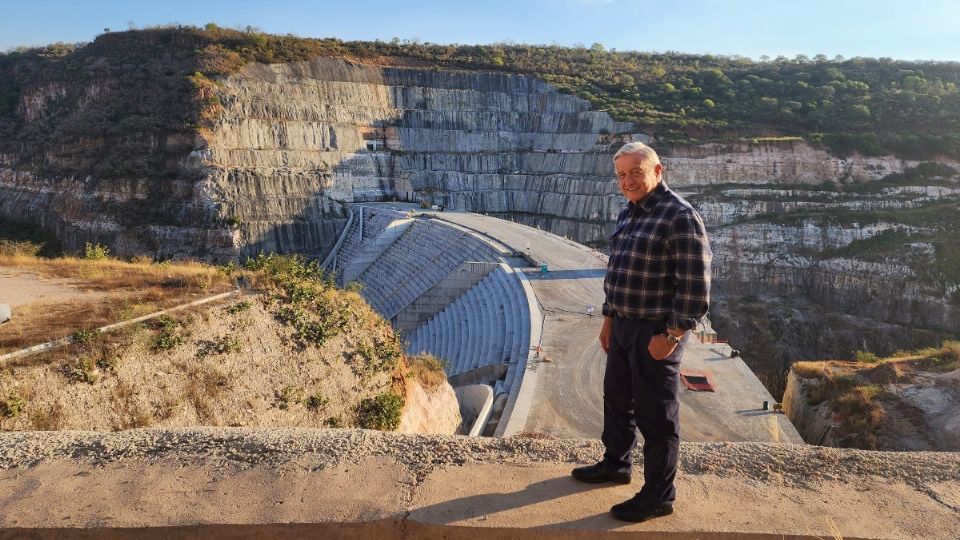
357, 392, 404, 431
72, 329, 101, 344
225, 300, 252, 314
196, 334, 242, 357
70, 357, 99, 384
854, 350, 880, 363
274, 291, 350, 348
0, 393, 24, 418
275, 385, 301, 410
96, 354, 120, 373
152, 332, 184, 351
354, 336, 404, 378
150, 315, 188, 352
306, 391, 330, 411
244, 253, 328, 283
244, 253, 355, 348
83, 242, 111, 261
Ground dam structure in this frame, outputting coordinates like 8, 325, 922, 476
329, 203, 803, 443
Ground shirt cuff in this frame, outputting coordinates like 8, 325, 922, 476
602, 303, 613, 317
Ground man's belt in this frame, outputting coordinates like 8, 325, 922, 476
610, 310, 666, 323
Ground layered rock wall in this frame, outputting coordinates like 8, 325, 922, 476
204, 59, 632, 253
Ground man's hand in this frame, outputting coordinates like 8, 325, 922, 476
598, 316, 613, 353
648, 329, 685, 361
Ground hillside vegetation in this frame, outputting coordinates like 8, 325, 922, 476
2, 25, 960, 190
0, 251, 447, 432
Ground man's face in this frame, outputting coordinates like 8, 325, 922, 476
615, 153, 662, 204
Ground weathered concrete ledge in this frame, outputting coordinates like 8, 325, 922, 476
1, 428, 957, 539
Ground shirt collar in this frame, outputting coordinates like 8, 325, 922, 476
629, 181, 668, 216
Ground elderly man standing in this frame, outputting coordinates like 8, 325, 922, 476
572, 141, 712, 522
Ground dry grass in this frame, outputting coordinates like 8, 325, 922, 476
0, 240, 44, 257
111, 380, 154, 429
0, 292, 407, 432
406, 353, 448, 391
28, 402, 64, 431
915, 340, 960, 372
1, 297, 142, 352
832, 384, 887, 434
183, 363, 230, 424
792, 361, 828, 379
0, 254, 234, 353
858, 341, 960, 373
794, 361, 889, 449
0, 253, 231, 293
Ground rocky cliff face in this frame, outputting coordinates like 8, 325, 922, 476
0, 158, 233, 258
398, 379, 461, 435
782, 360, 960, 451
201, 59, 634, 252
678, 146, 960, 395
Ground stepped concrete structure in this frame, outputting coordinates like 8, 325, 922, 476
330, 206, 539, 436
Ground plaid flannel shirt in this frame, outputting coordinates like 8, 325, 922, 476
602, 182, 712, 331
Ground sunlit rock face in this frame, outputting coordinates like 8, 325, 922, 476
206, 58, 634, 249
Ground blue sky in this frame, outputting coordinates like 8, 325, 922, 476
3, 0, 960, 62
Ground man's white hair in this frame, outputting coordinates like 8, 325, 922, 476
613, 141, 661, 165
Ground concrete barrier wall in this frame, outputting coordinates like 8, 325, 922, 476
454, 384, 495, 437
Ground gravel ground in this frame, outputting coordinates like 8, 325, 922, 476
2, 428, 958, 489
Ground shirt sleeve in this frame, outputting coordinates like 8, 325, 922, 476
667, 208, 712, 331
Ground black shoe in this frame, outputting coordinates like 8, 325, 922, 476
571, 462, 631, 485
610, 496, 674, 522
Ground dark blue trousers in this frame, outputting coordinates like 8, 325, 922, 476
601, 317, 684, 505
